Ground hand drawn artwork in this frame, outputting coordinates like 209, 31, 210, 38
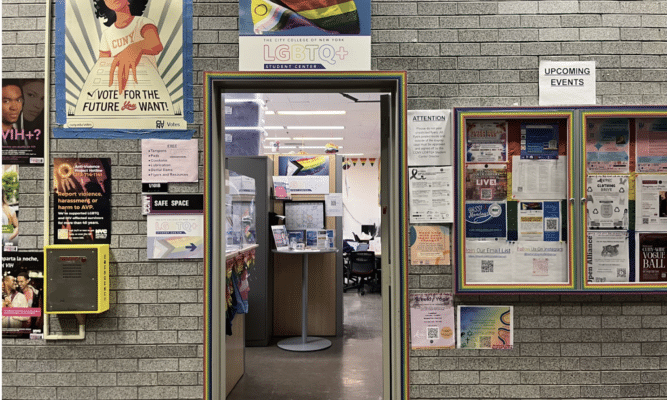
55, 0, 193, 137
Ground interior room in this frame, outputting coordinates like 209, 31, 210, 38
223, 91, 385, 399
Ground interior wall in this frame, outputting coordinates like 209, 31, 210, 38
3, 1, 667, 399
342, 162, 381, 240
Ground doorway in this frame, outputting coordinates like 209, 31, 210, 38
203, 72, 408, 400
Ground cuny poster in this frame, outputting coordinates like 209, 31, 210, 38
239, 0, 371, 71
2, 252, 44, 339
54, 158, 112, 244
2, 78, 45, 164
55, 0, 193, 135
637, 233, 667, 282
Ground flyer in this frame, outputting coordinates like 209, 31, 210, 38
142, 139, 198, 183
465, 164, 508, 201
53, 158, 111, 244
409, 293, 454, 350
466, 120, 507, 163
147, 214, 204, 259
587, 231, 629, 283
278, 155, 329, 176
637, 233, 667, 282
465, 202, 507, 239
55, 0, 193, 133
585, 118, 630, 173
464, 240, 513, 283
325, 193, 343, 217
2, 164, 20, 251
636, 118, 667, 173
409, 225, 450, 266
2, 252, 44, 339
518, 201, 561, 242
272, 176, 291, 199
2, 78, 45, 164
520, 123, 559, 160
511, 156, 567, 200
409, 166, 454, 223
457, 305, 513, 350
586, 175, 629, 230
407, 109, 452, 166
514, 242, 568, 283
272, 225, 289, 250
635, 174, 667, 231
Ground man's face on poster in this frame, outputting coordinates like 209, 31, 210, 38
22, 81, 44, 122
3, 276, 16, 294
2, 85, 23, 126
16, 276, 29, 291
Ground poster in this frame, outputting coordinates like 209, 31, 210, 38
465, 202, 507, 239
457, 306, 513, 350
278, 155, 329, 176
408, 166, 454, 223
325, 193, 343, 217
514, 242, 568, 283
142, 139, 198, 182
586, 118, 630, 173
2, 78, 45, 164
238, 0, 371, 71
636, 119, 667, 172
55, 0, 193, 134
54, 158, 111, 244
2, 252, 44, 339
637, 233, 667, 282
407, 109, 452, 166
587, 231, 629, 283
586, 175, 629, 230
518, 201, 561, 242
409, 293, 454, 350
2, 164, 20, 251
465, 120, 507, 163
147, 214, 204, 259
635, 174, 667, 231
465, 164, 507, 201
511, 156, 567, 200
271, 225, 289, 250
520, 123, 559, 160
409, 225, 450, 265
464, 240, 513, 283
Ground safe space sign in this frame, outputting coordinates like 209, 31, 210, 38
53, 158, 111, 244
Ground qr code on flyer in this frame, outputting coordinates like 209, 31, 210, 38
57, 229, 69, 240
533, 258, 549, 276
545, 218, 558, 231
617, 268, 627, 278
427, 327, 439, 339
479, 336, 492, 348
481, 260, 493, 273
480, 188, 492, 200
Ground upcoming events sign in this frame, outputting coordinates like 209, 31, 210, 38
54, 158, 111, 244
539, 60, 596, 106
239, 0, 371, 71
55, 0, 193, 133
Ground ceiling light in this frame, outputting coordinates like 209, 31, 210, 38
277, 110, 345, 115
285, 126, 344, 130
262, 146, 343, 149
265, 111, 275, 115
263, 126, 284, 130
263, 137, 343, 141
264, 137, 291, 141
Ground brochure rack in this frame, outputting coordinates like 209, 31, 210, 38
454, 107, 667, 293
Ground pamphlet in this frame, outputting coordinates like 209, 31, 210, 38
586, 118, 630, 173
637, 233, 667, 282
409, 293, 455, 349
586, 175, 629, 230
587, 231, 629, 283
520, 123, 559, 160
465, 164, 508, 201
271, 225, 289, 250
466, 120, 508, 163
457, 306, 513, 349
409, 225, 451, 265
635, 118, 667, 173
635, 174, 667, 231
518, 201, 561, 242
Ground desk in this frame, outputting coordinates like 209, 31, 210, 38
272, 248, 338, 351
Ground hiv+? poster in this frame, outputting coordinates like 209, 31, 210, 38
54, 158, 111, 244
55, 0, 193, 135
2, 78, 45, 164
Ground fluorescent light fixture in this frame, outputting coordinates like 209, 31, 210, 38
224, 98, 265, 105
277, 110, 345, 115
265, 110, 275, 115
264, 137, 291, 141
225, 127, 266, 131
264, 137, 343, 141
263, 126, 285, 130
263, 146, 343, 150
285, 126, 344, 130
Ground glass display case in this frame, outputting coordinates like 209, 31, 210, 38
226, 170, 257, 253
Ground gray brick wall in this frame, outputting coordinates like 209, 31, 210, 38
4, 0, 667, 399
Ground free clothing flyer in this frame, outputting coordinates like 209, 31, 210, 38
465, 202, 507, 239
55, 0, 193, 134
636, 118, 667, 173
53, 158, 112, 244
637, 233, 667, 282
586, 175, 629, 230
147, 214, 204, 259
238, 0, 371, 71
2, 252, 44, 339
465, 120, 507, 163
409, 293, 454, 350
585, 118, 630, 173
2, 78, 45, 164
457, 305, 513, 350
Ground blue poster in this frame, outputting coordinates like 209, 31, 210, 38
520, 123, 559, 159
465, 202, 507, 239
54, 0, 194, 138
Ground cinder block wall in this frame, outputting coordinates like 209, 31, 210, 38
3, 0, 667, 399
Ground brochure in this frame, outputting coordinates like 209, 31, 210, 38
271, 225, 289, 250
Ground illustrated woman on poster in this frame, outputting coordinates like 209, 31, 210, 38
94, 0, 163, 94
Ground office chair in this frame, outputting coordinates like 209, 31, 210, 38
344, 251, 377, 295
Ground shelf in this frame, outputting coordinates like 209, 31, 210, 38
225, 244, 259, 260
